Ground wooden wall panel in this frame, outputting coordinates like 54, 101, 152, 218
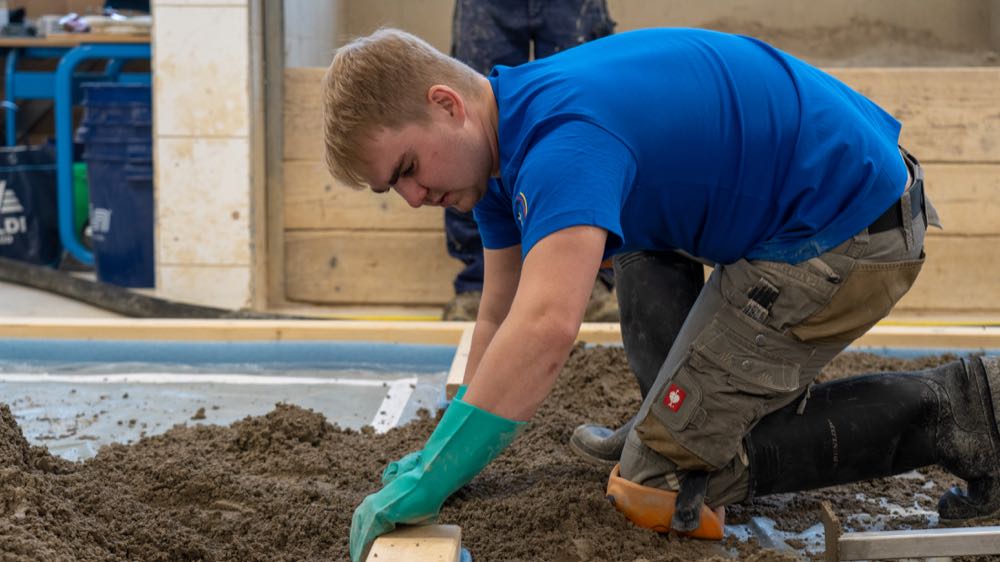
281, 161, 1000, 236
830, 68, 1000, 163
898, 236, 1000, 313
286, 67, 1000, 166
282, 65, 1000, 312
285, 231, 463, 305
923, 164, 1000, 236
283, 160, 443, 230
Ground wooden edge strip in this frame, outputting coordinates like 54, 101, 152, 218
445, 326, 474, 399
366, 524, 462, 562
820, 501, 841, 562
0, 319, 999, 349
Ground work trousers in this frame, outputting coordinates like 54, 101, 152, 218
618, 149, 941, 507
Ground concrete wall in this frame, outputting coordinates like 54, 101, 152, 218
152, 0, 265, 310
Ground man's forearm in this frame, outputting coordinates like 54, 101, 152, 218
462, 310, 578, 421
462, 319, 501, 385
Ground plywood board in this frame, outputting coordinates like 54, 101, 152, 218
829, 68, 1000, 163
284, 231, 463, 305
284, 160, 443, 230
897, 235, 1000, 313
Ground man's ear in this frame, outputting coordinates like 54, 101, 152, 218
427, 85, 466, 122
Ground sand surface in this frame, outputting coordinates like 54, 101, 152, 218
3, 345, 1000, 561
702, 18, 999, 67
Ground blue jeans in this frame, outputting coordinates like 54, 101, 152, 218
446, 0, 615, 294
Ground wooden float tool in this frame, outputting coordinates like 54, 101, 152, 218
365, 524, 470, 562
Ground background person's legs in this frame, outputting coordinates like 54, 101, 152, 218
442, 207, 486, 320
443, 0, 532, 321
443, 0, 619, 321
531, 0, 616, 57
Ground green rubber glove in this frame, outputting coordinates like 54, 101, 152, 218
350, 396, 524, 562
380, 385, 469, 486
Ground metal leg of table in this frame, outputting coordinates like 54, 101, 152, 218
55, 43, 151, 266
5, 48, 19, 146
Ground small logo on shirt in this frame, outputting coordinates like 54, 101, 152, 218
664, 383, 686, 412
514, 192, 528, 225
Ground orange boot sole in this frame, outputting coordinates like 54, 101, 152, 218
605, 464, 726, 539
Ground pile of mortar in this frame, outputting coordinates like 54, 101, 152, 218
0, 345, 994, 561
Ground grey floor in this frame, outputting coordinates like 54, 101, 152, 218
0, 279, 450, 461
0, 279, 120, 318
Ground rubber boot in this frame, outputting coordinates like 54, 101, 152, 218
745, 356, 1000, 522
570, 415, 637, 467
569, 251, 703, 466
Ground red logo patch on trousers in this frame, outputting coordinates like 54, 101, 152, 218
664, 383, 686, 412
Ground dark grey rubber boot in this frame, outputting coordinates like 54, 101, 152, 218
569, 251, 703, 466
570, 415, 637, 467
745, 356, 1000, 522
932, 356, 1000, 520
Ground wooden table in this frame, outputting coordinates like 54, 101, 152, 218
0, 33, 150, 48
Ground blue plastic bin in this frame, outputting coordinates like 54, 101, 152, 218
80, 83, 154, 288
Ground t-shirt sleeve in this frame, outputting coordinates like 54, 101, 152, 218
473, 177, 521, 250
514, 120, 635, 260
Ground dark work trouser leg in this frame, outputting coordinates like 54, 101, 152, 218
568, 251, 703, 466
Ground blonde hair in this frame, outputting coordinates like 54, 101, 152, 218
323, 28, 483, 189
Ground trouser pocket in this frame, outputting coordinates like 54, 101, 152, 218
791, 257, 924, 343
636, 305, 816, 470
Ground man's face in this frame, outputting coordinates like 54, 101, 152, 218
362, 91, 494, 213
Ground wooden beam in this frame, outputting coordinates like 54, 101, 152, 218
923, 163, 1000, 236
829, 68, 1000, 163
283, 160, 443, 231
0, 318, 998, 349
896, 235, 1000, 314
820, 502, 841, 562
0, 319, 468, 343
855, 324, 1000, 349
366, 524, 462, 562
446, 325, 474, 399
284, 230, 463, 305
286, 67, 1000, 167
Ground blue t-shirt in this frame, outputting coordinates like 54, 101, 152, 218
473, 28, 907, 264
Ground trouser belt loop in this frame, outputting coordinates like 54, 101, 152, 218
900, 189, 914, 251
